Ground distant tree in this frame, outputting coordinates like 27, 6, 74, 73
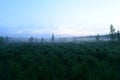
29, 37, 34, 43
96, 34, 100, 41
110, 24, 116, 41
0, 36, 4, 44
51, 33, 55, 42
5, 36, 9, 43
116, 30, 120, 41
41, 37, 44, 43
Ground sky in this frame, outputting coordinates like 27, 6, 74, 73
0, 0, 120, 37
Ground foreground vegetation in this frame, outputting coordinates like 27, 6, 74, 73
0, 41, 120, 80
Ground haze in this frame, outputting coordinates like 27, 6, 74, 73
0, 0, 120, 37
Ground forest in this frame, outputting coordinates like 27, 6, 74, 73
0, 25, 120, 80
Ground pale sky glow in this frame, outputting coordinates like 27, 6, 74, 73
0, 0, 120, 37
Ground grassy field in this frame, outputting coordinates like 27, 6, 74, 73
0, 41, 120, 80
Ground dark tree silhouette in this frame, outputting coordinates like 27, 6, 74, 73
29, 37, 34, 43
109, 24, 116, 41
5, 36, 9, 43
96, 34, 100, 41
51, 33, 55, 42
116, 30, 120, 41
0, 36, 5, 44
41, 37, 44, 43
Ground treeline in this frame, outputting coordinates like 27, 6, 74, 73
0, 36, 9, 44
0, 33, 55, 43
109, 24, 120, 41
0, 24, 120, 43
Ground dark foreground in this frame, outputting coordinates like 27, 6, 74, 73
0, 41, 120, 80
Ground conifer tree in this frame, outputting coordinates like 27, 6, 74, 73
116, 30, 120, 41
96, 34, 100, 41
29, 37, 34, 43
110, 24, 116, 41
51, 33, 55, 42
